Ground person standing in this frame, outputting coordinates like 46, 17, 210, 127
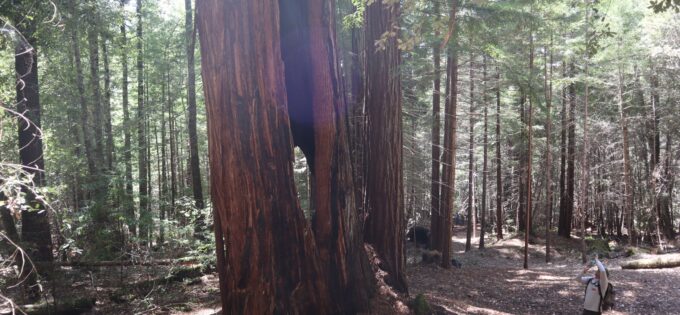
577, 255, 609, 315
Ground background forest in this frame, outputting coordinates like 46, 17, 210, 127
1, 0, 680, 314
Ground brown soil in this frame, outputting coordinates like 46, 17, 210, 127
405, 225, 680, 315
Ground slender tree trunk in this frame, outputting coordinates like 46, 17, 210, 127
618, 62, 635, 246
524, 21, 534, 269
103, 37, 114, 170
136, 0, 150, 241
430, 0, 443, 252
558, 59, 567, 239
71, 0, 96, 177
363, 0, 407, 291
120, 0, 135, 236
518, 90, 527, 233
545, 35, 554, 262
88, 25, 104, 172
185, 0, 205, 239
466, 50, 475, 252
559, 61, 576, 238
439, 0, 459, 268
580, 9, 591, 263
161, 80, 168, 232
495, 62, 503, 240
169, 77, 177, 216
480, 55, 488, 249
649, 65, 673, 241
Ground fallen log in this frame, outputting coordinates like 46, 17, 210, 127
621, 253, 680, 269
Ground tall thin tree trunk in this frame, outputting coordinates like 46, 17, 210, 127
559, 61, 576, 238
524, 20, 534, 269
618, 61, 635, 246
120, 0, 135, 236
430, 0, 443, 252
466, 50, 475, 252
495, 62, 503, 240
545, 35, 554, 262
136, 0, 149, 241
71, 0, 96, 177
480, 55, 488, 249
439, 0, 459, 268
88, 26, 104, 173
103, 37, 114, 170
580, 8, 591, 263
185, 0, 205, 238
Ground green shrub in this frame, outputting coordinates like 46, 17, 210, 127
412, 294, 431, 315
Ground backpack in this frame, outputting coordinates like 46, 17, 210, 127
585, 278, 616, 311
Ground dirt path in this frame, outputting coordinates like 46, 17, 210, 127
406, 226, 680, 314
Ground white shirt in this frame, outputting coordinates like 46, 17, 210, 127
578, 259, 609, 312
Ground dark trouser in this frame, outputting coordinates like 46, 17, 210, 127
583, 309, 601, 315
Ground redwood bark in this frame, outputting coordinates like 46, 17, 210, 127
363, 0, 407, 291
197, 0, 371, 312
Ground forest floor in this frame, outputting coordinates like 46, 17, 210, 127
3, 227, 680, 314
405, 225, 680, 315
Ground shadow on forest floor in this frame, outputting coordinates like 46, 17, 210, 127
406, 225, 680, 314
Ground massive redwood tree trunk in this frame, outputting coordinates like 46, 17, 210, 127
197, 0, 372, 313
363, 0, 407, 291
